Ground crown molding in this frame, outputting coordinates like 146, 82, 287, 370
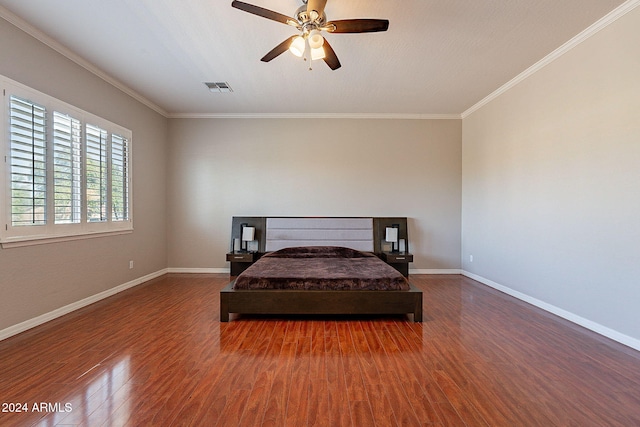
462, 0, 640, 119
0, 6, 169, 118
167, 112, 462, 120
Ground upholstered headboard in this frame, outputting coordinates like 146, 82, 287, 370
265, 217, 374, 252
230, 216, 409, 254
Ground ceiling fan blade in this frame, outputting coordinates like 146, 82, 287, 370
322, 39, 341, 70
307, 0, 327, 17
327, 19, 389, 33
232, 1, 297, 26
261, 36, 298, 62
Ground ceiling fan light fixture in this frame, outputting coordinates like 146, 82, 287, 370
311, 46, 325, 61
233, 0, 388, 71
289, 35, 305, 57
308, 29, 324, 49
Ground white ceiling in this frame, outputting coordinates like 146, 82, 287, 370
0, 0, 628, 117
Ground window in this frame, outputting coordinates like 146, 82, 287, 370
9, 96, 47, 227
111, 133, 130, 222
85, 124, 108, 223
1, 76, 133, 247
53, 111, 82, 224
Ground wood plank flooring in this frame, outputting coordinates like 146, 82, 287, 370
1, 274, 639, 426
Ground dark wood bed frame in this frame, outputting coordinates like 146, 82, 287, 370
220, 216, 423, 322
220, 281, 423, 322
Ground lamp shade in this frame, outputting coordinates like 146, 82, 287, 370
308, 30, 324, 49
310, 46, 325, 61
289, 36, 305, 57
242, 226, 255, 242
385, 227, 398, 243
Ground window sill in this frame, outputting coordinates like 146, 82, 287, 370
0, 228, 133, 249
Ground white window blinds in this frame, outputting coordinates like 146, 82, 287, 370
9, 96, 47, 226
1, 75, 133, 247
85, 124, 108, 223
111, 134, 129, 222
53, 112, 82, 224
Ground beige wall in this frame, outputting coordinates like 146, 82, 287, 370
0, 18, 168, 331
462, 7, 640, 342
167, 118, 462, 271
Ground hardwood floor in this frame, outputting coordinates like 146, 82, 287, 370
1, 274, 639, 426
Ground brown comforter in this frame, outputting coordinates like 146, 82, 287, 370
232, 246, 410, 291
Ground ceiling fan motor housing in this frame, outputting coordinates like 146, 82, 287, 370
295, 5, 327, 32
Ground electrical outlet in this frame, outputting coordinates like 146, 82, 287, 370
469, 255, 473, 263
129, 260, 134, 269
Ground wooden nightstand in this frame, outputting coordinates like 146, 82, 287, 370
226, 252, 262, 276
381, 252, 413, 277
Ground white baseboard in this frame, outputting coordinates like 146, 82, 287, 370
167, 267, 229, 274
410, 268, 462, 275
462, 270, 640, 352
0, 268, 168, 342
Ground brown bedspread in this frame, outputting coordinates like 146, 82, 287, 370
233, 246, 410, 291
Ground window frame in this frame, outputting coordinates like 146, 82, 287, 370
1, 76, 133, 248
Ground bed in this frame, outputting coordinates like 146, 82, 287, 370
219, 217, 423, 322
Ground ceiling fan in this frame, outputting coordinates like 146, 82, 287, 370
231, 0, 389, 70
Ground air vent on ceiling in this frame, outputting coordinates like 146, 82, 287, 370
205, 82, 233, 93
